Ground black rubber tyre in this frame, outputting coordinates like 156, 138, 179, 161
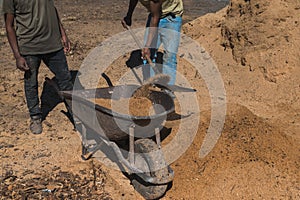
132, 139, 169, 200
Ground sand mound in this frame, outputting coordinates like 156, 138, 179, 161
166, 104, 299, 199
183, 0, 300, 140
221, 0, 300, 83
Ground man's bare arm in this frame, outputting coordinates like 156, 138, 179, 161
4, 13, 29, 71
59, 21, 71, 53
122, 0, 138, 28
54, 7, 71, 53
142, 0, 162, 59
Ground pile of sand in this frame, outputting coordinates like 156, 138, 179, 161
221, 0, 300, 83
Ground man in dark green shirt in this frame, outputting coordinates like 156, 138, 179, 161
2, 0, 73, 134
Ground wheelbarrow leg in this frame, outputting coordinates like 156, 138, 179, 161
81, 123, 88, 148
81, 142, 103, 161
129, 125, 135, 165
80, 123, 103, 161
155, 127, 161, 149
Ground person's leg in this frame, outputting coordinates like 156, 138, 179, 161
42, 49, 73, 91
24, 55, 42, 118
42, 49, 75, 126
23, 55, 43, 134
158, 15, 182, 85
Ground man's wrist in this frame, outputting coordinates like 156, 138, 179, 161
14, 53, 22, 59
126, 13, 132, 18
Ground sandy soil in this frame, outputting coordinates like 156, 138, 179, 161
1, 0, 299, 199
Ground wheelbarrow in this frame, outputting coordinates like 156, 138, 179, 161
59, 84, 176, 199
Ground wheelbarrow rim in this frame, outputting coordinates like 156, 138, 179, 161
59, 87, 175, 121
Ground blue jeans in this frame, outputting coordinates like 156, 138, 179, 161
23, 49, 73, 119
143, 14, 182, 85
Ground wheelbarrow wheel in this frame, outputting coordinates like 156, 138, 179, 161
132, 139, 169, 200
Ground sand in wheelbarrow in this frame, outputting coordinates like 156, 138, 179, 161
93, 96, 154, 117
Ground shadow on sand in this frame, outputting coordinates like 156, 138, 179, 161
41, 70, 83, 123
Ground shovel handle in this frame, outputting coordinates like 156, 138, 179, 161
126, 25, 158, 70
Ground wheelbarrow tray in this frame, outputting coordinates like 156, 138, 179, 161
59, 84, 175, 141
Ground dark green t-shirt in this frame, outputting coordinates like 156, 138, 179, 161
2, 0, 63, 55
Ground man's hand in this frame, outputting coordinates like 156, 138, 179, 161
122, 16, 132, 29
62, 35, 71, 53
16, 56, 29, 71
142, 47, 151, 61
122, 0, 138, 28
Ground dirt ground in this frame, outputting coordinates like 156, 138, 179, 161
1, 0, 299, 199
